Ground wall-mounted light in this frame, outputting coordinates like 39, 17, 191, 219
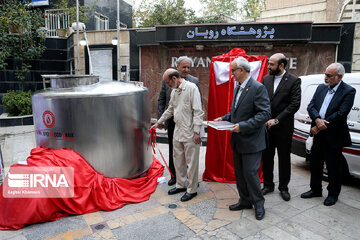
80, 37, 87, 46
112, 37, 118, 46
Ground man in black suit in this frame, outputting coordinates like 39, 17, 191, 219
261, 53, 301, 201
215, 57, 271, 220
157, 56, 201, 186
301, 63, 355, 206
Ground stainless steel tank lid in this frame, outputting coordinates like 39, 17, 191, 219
35, 81, 146, 98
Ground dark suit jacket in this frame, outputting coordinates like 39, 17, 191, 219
307, 81, 356, 148
222, 77, 271, 154
157, 74, 201, 127
262, 72, 301, 135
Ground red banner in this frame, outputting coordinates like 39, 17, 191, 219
203, 48, 268, 182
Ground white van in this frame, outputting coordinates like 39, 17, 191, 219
291, 73, 360, 179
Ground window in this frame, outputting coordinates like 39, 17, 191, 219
45, 9, 70, 37
95, 12, 109, 30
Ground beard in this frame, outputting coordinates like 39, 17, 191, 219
269, 66, 281, 75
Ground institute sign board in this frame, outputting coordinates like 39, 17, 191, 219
155, 22, 313, 43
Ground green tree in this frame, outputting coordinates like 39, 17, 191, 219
241, 0, 266, 20
199, 0, 238, 18
0, 0, 46, 90
133, 0, 195, 27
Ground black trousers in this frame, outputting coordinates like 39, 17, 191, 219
233, 149, 264, 209
310, 134, 343, 197
167, 117, 176, 179
262, 129, 292, 191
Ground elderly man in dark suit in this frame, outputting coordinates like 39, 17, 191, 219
261, 53, 301, 201
301, 63, 355, 206
158, 56, 201, 186
214, 57, 271, 220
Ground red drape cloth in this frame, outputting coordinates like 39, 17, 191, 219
203, 48, 268, 183
0, 147, 164, 230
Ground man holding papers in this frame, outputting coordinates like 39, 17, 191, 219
214, 57, 271, 220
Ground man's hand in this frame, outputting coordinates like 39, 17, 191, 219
152, 122, 163, 130
230, 123, 240, 133
214, 117, 222, 121
266, 119, 279, 129
315, 118, 329, 130
193, 133, 201, 144
310, 126, 320, 135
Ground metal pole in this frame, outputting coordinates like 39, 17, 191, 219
116, 0, 121, 81
76, 0, 80, 75
84, 31, 93, 75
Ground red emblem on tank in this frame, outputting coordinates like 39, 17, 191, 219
43, 110, 55, 128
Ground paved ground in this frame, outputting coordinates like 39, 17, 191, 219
1, 125, 360, 240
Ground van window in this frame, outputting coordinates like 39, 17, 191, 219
347, 83, 360, 131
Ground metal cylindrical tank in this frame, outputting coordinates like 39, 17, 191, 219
32, 77, 152, 178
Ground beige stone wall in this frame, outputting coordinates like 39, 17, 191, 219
353, 23, 360, 72
266, 0, 322, 10
258, 0, 345, 23
72, 30, 130, 76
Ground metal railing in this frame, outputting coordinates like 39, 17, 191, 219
45, 9, 70, 37
95, 12, 109, 30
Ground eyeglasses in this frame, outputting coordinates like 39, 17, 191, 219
324, 73, 337, 78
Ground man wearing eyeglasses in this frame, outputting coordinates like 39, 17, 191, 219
301, 63, 355, 206
157, 56, 202, 186
214, 57, 271, 220
154, 68, 203, 202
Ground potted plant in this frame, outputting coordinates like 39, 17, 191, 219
0, 0, 46, 90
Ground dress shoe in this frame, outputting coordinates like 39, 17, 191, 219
300, 190, 322, 199
180, 192, 197, 202
255, 207, 265, 220
280, 190, 291, 201
168, 187, 186, 195
168, 178, 176, 186
261, 187, 274, 195
324, 196, 338, 206
229, 202, 252, 211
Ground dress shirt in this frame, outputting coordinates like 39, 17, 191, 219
235, 76, 251, 106
273, 71, 286, 93
319, 81, 341, 119
158, 80, 204, 142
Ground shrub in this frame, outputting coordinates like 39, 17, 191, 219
2, 90, 32, 116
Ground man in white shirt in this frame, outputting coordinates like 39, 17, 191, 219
261, 53, 301, 201
153, 68, 203, 202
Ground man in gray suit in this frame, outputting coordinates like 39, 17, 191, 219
214, 57, 271, 220
158, 56, 201, 186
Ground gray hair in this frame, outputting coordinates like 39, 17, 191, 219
176, 56, 192, 66
335, 63, 345, 76
233, 57, 250, 73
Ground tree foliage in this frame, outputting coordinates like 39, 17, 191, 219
241, 0, 266, 20
0, 0, 46, 90
199, 0, 238, 18
133, 0, 195, 27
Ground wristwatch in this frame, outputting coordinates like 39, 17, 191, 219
274, 119, 279, 125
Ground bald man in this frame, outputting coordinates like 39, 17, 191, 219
157, 56, 201, 186
261, 53, 301, 201
153, 69, 203, 202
